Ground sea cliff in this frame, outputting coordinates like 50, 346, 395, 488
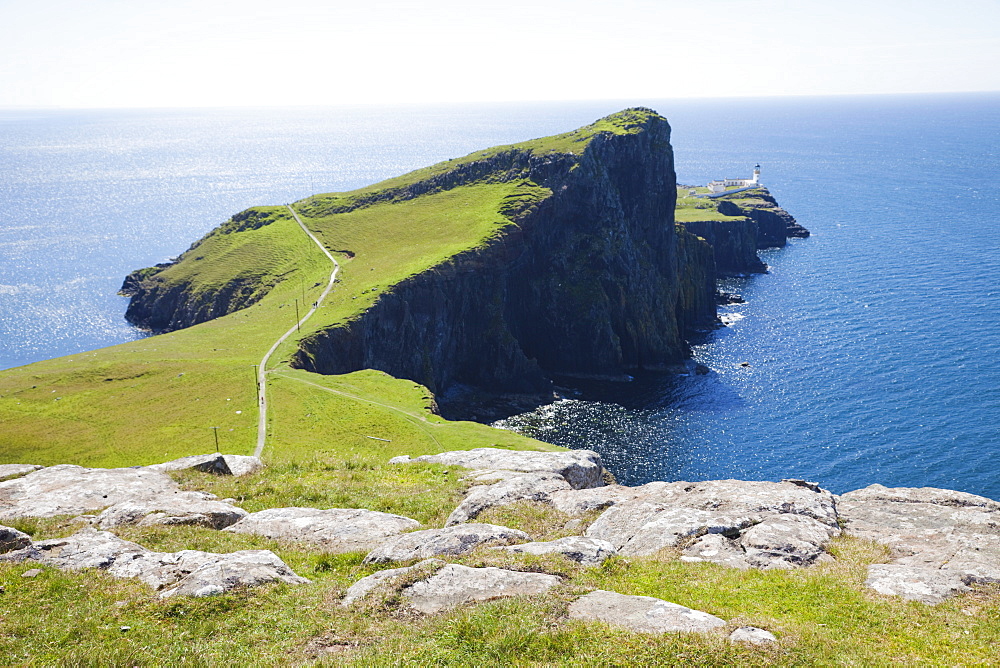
292, 115, 716, 410
119, 109, 805, 418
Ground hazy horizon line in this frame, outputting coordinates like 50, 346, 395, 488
2, 89, 998, 113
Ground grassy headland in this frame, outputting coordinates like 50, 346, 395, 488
4, 111, 998, 665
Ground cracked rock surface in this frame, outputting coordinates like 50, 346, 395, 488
568, 590, 727, 633
224, 507, 421, 552
0, 528, 308, 597
403, 564, 561, 614
390, 447, 607, 490
364, 523, 530, 564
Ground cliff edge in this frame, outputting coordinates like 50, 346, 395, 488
122, 109, 719, 416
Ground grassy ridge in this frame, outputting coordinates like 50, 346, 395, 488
0, 178, 556, 466
0, 110, 656, 468
4, 108, 1000, 664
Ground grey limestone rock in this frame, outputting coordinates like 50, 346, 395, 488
0, 528, 149, 570
402, 564, 561, 614
492, 536, 617, 564
96, 496, 248, 530
680, 533, 751, 569
0, 464, 43, 482
568, 589, 727, 634
363, 523, 530, 564
154, 550, 309, 598
864, 564, 970, 605
585, 479, 838, 559
840, 484, 1000, 592
389, 448, 606, 490
0, 528, 308, 598
341, 559, 445, 607
224, 507, 420, 552
147, 453, 263, 477
0, 525, 33, 554
446, 472, 571, 525
548, 484, 652, 516
740, 514, 839, 569
0, 465, 185, 519
729, 626, 778, 645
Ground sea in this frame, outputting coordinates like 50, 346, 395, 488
2, 94, 999, 498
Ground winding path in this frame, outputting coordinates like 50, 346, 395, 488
253, 205, 340, 457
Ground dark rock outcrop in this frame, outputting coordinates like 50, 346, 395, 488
680, 219, 767, 275
294, 112, 717, 407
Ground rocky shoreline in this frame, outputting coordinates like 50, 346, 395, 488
3, 448, 998, 639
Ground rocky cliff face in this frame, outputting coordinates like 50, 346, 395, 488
120, 207, 287, 333
293, 112, 717, 410
679, 219, 766, 275
742, 189, 808, 247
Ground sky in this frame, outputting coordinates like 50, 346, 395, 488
1, 0, 998, 108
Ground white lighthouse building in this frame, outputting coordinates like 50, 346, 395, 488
708, 164, 761, 193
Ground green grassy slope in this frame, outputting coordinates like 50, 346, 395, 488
0, 109, 656, 466
4, 110, 1000, 666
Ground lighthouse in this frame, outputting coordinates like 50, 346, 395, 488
751, 164, 761, 184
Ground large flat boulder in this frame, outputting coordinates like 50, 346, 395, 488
445, 472, 571, 525
0, 528, 308, 597
0, 464, 43, 482
390, 448, 606, 490
839, 484, 1000, 601
585, 479, 839, 564
224, 507, 420, 552
0, 528, 152, 570
341, 560, 445, 607
492, 536, 617, 564
402, 564, 561, 614
363, 523, 530, 564
0, 465, 187, 519
96, 496, 248, 530
147, 453, 263, 477
151, 550, 309, 598
864, 564, 970, 605
568, 590, 727, 634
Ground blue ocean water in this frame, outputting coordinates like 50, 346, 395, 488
2, 95, 999, 497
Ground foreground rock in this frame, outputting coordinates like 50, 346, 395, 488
584, 479, 838, 568
0, 464, 220, 520
492, 536, 617, 565
404, 564, 561, 614
568, 590, 727, 634
97, 496, 248, 530
0, 464, 43, 482
224, 507, 420, 552
0, 525, 32, 553
343, 561, 560, 613
364, 523, 530, 564
729, 626, 778, 645
0, 528, 308, 597
446, 472, 572, 525
839, 484, 1000, 581
341, 559, 445, 606
865, 564, 970, 605
390, 448, 607, 490
147, 453, 263, 477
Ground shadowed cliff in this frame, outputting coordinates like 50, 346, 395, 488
291, 110, 717, 414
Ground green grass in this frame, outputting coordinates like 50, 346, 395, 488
5, 108, 994, 664
3, 530, 1000, 665
674, 186, 751, 223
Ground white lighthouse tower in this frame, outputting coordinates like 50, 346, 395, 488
751, 163, 761, 184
